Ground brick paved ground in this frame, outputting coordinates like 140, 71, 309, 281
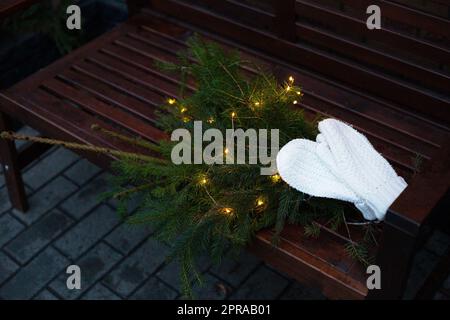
0, 126, 449, 300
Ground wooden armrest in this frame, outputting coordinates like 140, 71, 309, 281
387, 141, 450, 236
0, 0, 40, 19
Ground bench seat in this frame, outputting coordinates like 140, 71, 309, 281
1, 9, 449, 300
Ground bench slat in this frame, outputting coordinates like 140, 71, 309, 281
1, 90, 152, 166
251, 226, 368, 300
295, 0, 450, 65
135, 14, 450, 147
295, 18, 450, 93
57, 69, 159, 124
71, 62, 166, 107
147, 2, 450, 125
189, 0, 275, 31
345, 0, 450, 40
40, 78, 166, 143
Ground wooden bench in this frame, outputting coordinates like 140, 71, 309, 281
1, 0, 449, 299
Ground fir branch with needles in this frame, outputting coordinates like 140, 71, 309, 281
106, 37, 376, 297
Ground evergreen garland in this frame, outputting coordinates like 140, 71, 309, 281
103, 37, 379, 297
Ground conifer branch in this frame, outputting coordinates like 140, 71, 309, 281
51, 37, 377, 298
90, 124, 162, 153
219, 61, 244, 96
113, 183, 154, 199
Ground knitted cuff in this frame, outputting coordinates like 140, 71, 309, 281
355, 176, 408, 220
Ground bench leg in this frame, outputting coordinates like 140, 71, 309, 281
0, 112, 28, 212
367, 222, 418, 299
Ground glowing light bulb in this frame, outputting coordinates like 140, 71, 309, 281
180, 107, 187, 113
207, 117, 215, 124
254, 101, 261, 107
293, 100, 298, 105
288, 76, 294, 83
168, 98, 176, 105
221, 207, 234, 215
182, 116, 190, 123
271, 174, 281, 183
199, 177, 208, 185
231, 112, 236, 118
286, 85, 291, 92
255, 196, 267, 211
296, 91, 301, 95
224, 148, 229, 155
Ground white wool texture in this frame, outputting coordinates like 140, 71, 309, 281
276, 119, 407, 221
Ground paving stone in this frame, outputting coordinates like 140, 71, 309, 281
33, 289, 59, 300
404, 249, 440, 300
210, 251, 261, 287
16, 126, 40, 149
54, 205, 120, 259
64, 159, 102, 186
0, 213, 25, 247
280, 281, 326, 300
130, 277, 178, 300
192, 273, 230, 300
425, 230, 450, 256
60, 173, 112, 219
23, 148, 79, 190
157, 254, 212, 291
82, 283, 121, 300
0, 247, 69, 299
156, 259, 183, 292
105, 223, 153, 255
103, 238, 170, 297
50, 242, 122, 299
5, 210, 74, 264
12, 176, 77, 225
229, 266, 289, 300
108, 191, 145, 212
0, 251, 19, 285
15, 125, 39, 147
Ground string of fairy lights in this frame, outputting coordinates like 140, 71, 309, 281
166, 76, 300, 217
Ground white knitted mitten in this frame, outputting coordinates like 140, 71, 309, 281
317, 119, 407, 220
276, 119, 407, 221
276, 138, 360, 206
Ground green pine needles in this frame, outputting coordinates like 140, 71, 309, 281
106, 37, 378, 297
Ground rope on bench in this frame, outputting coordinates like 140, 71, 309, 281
0, 130, 167, 164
